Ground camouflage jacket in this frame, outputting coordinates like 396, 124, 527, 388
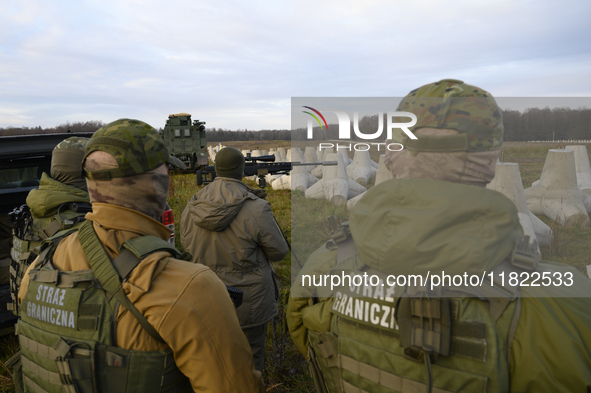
181, 177, 288, 328
287, 178, 591, 392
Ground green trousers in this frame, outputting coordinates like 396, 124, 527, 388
242, 322, 268, 372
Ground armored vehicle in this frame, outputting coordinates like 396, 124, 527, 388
162, 113, 208, 170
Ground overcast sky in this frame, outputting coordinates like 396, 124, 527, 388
1, 0, 590, 131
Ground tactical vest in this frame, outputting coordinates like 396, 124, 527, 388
18, 219, 192, 393
305, 218, 538, 393
10, 202, 91, 316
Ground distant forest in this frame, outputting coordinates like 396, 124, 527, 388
1, 108, 589, 141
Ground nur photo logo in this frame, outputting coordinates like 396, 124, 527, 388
302, 106, 418, 151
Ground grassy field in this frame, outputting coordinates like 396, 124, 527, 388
0, 141, 589, 392
173, 141, 591, 392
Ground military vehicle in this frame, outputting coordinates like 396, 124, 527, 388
162, 113, 208, 170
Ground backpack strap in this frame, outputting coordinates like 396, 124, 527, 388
77, 220, 169, 344
113, 236, 181, 280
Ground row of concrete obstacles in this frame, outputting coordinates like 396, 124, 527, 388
486, 145, 591, 255
267, 147, 386, 206
339, 144, 591, 257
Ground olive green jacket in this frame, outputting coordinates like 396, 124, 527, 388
26, 172, 89, 220
181, 177, 288, 328
287, 178, 591, 392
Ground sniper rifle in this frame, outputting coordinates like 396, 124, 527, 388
196, 153, 338, 188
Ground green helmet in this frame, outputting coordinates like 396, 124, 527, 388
82, 118, 185, 180
393, 79, 503, 153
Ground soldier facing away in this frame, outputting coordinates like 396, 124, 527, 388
287, 79, 591, 392
181, 147, 288, 372
16, 119, 265, 392
9, 137, 91, 315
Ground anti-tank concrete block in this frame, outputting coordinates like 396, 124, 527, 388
487, 162, 548, 252
346, 150, 372, 185
565, 145, 591, 196
524, 149, 590, 227
312, 147, 334, 179
276, 148, 287, 162
347, 178, 367, 199
290, 149, 309, 192
323, 153, 349, 205
272, 174, 291, 190
529, 211, 554, 246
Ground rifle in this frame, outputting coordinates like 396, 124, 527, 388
196, 153, 338, 188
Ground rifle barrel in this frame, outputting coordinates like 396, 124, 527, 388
291, 161, 338, 166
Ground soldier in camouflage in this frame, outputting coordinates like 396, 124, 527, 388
287, 79, 591, 392
9, 137, 90, 315
17, 119, 265, 392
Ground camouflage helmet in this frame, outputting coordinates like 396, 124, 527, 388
392, 79, 503, 153
83, 118, 185, 180
51, 136, 89, 190
54, 136, 88, 152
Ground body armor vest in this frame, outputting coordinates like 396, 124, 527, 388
305, 218, 537, 393
18, 220, 192, 393
10, 202, 91, 316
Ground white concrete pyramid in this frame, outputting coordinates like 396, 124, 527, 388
347, 155, 393, 211
339, 150, 352, 166
346, 150, 373, 185
487, 163, 553, 253
312, 148, 334, 178
305, 153, 349, 205
277, 148, 287, 162
565, 145, 591, 196
290, 149, 310, 192
208, 146, 217, 163
524, 149, 590, 227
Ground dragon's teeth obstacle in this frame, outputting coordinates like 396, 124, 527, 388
290, 149, 311, 192
487, 162, 553, 253
311, 153, 349, 205
208, 146, 217, 163
524, 149, 590, 227
304, 153, 368, 205
276, 148, 287, 162
565, 145, 591, 196
312, 147, 334, 179
346, 155, 393, 211
346, 150, 373, 185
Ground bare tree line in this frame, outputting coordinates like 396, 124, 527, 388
0, 121, 105, 136
1, 107, 589, 141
